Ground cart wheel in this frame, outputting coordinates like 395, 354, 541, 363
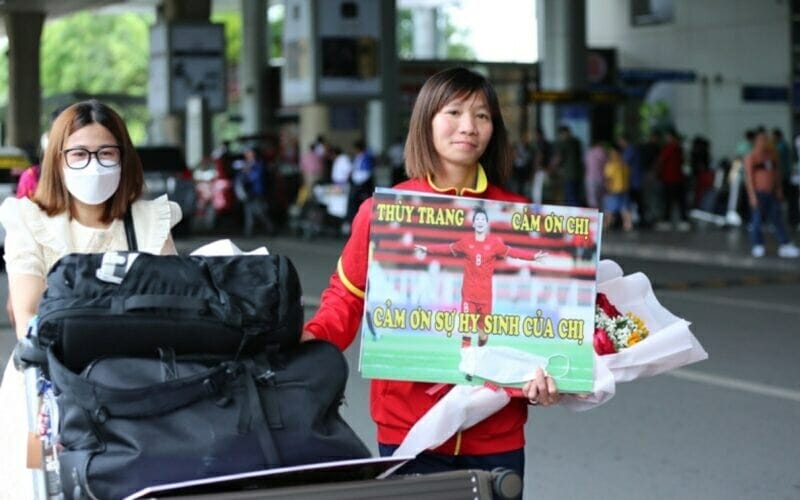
491, 467, 522, 499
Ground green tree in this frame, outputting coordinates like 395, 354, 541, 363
211, 9, 283, 64
396, 8, 474, 60
0, 41, 7, 107
40, 12, 152, 96
639, 100, 673, 138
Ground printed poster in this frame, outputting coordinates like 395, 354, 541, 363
359, 188, 601, 393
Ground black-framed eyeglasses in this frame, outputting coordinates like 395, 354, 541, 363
62, 146, 122, 170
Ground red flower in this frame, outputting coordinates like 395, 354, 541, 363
593, 327, 617, 355
596, 293, 622, 318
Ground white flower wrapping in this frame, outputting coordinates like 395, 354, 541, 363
393, 259, 709, 457
561, 259, 709, 411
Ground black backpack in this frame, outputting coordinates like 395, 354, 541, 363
36, 252, 304, 371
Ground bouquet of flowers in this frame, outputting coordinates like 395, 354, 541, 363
393, 259, 707, 456
562, 259, 708, 411
593, 292, 649, 355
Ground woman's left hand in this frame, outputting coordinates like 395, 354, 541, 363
522, 367, 561, 406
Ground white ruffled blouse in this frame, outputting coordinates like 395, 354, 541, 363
0, 194, 182, 277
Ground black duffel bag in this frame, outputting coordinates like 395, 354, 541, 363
36, 252, 303, 371
48, 340, 372, 500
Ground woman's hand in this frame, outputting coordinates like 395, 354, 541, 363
300, 330, 316, 342
522, 367, 561, 406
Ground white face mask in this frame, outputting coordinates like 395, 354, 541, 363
63, 159, 121, 205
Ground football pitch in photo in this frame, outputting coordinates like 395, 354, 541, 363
359, 328, 594, 392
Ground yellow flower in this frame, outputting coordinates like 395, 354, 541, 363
627, 330, 642, 347
627, 313, 650, 339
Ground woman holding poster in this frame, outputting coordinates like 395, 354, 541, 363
302, 67, 559, 494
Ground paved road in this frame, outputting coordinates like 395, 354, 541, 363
1, 231, 798, 500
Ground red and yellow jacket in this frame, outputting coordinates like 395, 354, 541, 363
304, 167, 531, 455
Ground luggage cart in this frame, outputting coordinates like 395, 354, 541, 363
16, 319, 63, 499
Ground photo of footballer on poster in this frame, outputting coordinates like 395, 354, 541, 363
359, 188, 601, 393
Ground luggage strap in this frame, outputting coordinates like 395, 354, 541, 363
124, 209, 138, 251
47, 348, 237, 419
239, 357, 283, 467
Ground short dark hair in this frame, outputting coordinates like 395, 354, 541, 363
34, 100, 143, 223
405, 67, 511, 185
472, 206, 488, 222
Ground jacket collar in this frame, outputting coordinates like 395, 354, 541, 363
425, 164, 488, 196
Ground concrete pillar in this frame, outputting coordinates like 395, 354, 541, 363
368, 0, 398, 160
149, 0, 212, 145
4, 11, 44, 150
366, 100, 384, 154
240, 0, 270, 137
412, 7, 438, 59
299, 104, 329, 158
536, 0, 587, 139
185, 95, 211, 167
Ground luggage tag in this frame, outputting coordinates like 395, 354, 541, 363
96, 251, 140, 285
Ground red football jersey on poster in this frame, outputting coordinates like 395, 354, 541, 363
428, 234, 536, 304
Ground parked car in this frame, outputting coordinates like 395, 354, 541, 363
135, 146, 196, 235
0, 146, 33, 269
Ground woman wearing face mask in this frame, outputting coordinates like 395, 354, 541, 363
0, 100, 181, 498
302, 68, 560, 497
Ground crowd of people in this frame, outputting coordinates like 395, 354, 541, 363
507, 123, 800, 258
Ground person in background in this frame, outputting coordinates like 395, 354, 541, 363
774, 128, 799, 230
689, 136, 713, 209
299, 142, 325, 205
15, 106, 67, 200
302, 67, 560, 498
387, 135, 406, 185
656, 127, 690, 230
331, 146, 353, 186
637, 131, 661, 226
551, 125, 584, 206
0, 100, 183, 498
15, 159, 40, 200
344, 139, 375, 228
603, 144, 633, 232
619, 135, 647, 227
583, 139, 607, 209
236, 146, 273, 237
510, 131, 533, 196
743, 130, 799, 258
530, 127, 552, 204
